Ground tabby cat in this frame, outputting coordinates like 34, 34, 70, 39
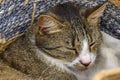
1, 2, 120, 80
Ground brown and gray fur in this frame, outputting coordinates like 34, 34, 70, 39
0, 2, 120, 80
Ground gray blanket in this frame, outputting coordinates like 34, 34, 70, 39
0, 0, 120, 40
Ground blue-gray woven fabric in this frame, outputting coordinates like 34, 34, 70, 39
0, 0, 120, 40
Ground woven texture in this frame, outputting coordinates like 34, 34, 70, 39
0, 0, 120, 40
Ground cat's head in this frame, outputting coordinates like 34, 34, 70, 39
34, 2, 107, 71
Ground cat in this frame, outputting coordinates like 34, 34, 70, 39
1, 2, 120, 80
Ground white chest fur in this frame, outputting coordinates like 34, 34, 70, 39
101, 32, 120, 68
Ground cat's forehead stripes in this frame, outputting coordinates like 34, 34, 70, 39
71, 17, 85, 37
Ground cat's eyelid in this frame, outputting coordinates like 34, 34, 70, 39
42, 46, 62, 50
89, 41, 96, 47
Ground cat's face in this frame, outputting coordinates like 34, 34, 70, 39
34, 3, 106, 70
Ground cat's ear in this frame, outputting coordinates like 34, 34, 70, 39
87, 2, 108, 25
38, 15, 64, 35
79, 4, 105, 19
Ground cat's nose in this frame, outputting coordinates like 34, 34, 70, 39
79, 60, 91, 67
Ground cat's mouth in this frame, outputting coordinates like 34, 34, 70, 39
65, 63, 88, 72
74, 63, 88, 70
